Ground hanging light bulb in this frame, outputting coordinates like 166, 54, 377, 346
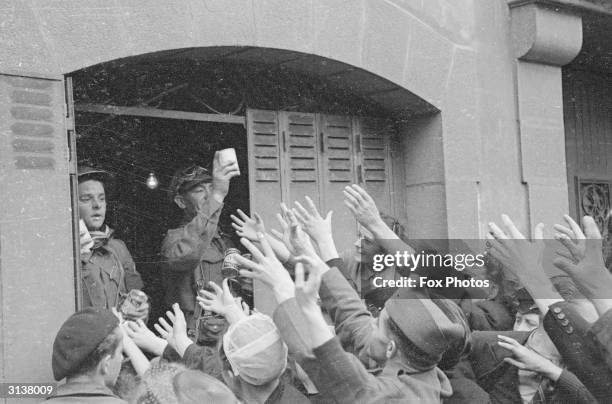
146, 172, 159, 190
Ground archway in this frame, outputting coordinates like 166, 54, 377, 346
69, 46, 437, 317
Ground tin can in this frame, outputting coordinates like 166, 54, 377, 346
222, 248, 242, 278
120, 289, 148, 317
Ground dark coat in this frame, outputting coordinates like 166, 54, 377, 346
544, 301, 612, 403
469, 330, 596, 403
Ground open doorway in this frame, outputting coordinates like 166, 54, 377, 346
69, 46, 434, 318
74, 112, 249, 319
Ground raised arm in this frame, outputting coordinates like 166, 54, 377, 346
162, 155, 239, 272
267, 202, 377, 354
196, 278, 248, 325
343, 184, 414, 256
553, 215, 612, 316
161, 198, 223, 272
487, 215, 564, 315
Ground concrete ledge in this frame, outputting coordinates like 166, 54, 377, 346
510, 1, 582, 66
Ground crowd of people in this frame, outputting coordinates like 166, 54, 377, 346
45, 150, 612, 403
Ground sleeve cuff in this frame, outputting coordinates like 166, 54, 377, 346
326, 258, 345, 272
312, 335, 343, 359
162, 344, 183, 362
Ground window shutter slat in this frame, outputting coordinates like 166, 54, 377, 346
281, 112, 320, 202
319, 114, 357, 254
247, 108, 283, 216
359, 117, 394, 216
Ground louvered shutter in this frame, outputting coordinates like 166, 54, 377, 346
357, 117, 394, 217
246, 109, 284, 315
0, 74, 75, 381
280, 111, 320, 204
246, 109, 284, 228
318, 114, 357, 254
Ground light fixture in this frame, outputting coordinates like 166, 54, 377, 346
146, 172, 159, 189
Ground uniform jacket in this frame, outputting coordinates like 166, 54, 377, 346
273, 262, 453, 403
45, 381, 127, 403
469, 330, 596, 404
544, 301, 612, 403
161, 198, 233, 325
81, 231, 143, 309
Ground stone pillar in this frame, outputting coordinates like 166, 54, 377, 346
508, 0, 582, 237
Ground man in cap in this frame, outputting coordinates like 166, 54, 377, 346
47, 308, 126, 403
161, 152, 240, 334
78, 166, 147, 319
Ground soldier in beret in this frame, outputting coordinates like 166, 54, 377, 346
47, 308, 126, 403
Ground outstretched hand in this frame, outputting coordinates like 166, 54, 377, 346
197, 279, 248, 324
293, 256, 334, 349
294, 256, 326, 313
293, 196, 334, 245
343, 184, 382, 231
487, 215, 563, 313
553, 215, 586, 264
154, 303, 193, 357
124, 319, 168, 356
498, 335, 562, 381
553, 216, 612, 315
231, 209, 266, 241
271, 203, 317, 257
234, 234, 296, 304
487, 215, 546, 284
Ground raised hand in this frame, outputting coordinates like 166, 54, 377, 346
294, 256, 326, 312
196, 279, 247, 324
553, 214, 586, 264
234, 234, 296, 304
231, 209, 265, 241
271, 203, 317, 257
211, 151, 240, 203
118, 321, 151, 376
124, 319, 167, 356
343, 184, 382, 230
488, 215, 563, 313
487, 215, 546, 283
553, 216, 612, 315
154, 303, 192, 357
293, 256, 334, 349
293, 196, 333, 244
497, 335, 562, 381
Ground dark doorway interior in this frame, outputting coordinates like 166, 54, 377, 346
75, 111, 248, 322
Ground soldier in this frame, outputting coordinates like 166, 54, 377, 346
161, 151, 240, 339
78, 166, 148, 321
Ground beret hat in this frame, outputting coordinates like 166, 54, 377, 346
52, 307, 119, 381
